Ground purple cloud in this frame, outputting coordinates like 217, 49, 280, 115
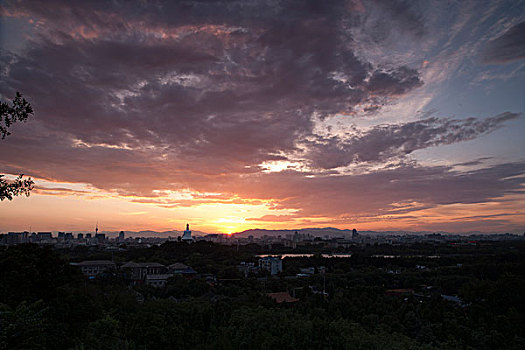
0, 0, 523, 232
306, 112, 521, 169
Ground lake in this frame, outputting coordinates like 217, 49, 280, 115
257, 253, 352, 259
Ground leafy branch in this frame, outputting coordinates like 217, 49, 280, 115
0, 175, 35, 201
0, 91, 34, 139
1, 92, 35, 200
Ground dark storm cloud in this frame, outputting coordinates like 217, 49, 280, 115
0, 0, 428, 178
306, 112, 521, 169
481, 21, 525, 64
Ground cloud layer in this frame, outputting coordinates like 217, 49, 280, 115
305, 112, 520, 169
0, 0, 524, 232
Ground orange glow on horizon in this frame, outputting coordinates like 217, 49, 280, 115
1, 175, 524, 234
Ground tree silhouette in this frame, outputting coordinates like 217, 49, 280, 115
0, 92, 34, 201
0, 175, 34, 201
1, 92, 33, 139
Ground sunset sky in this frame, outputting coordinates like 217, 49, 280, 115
1, 0, 524, 234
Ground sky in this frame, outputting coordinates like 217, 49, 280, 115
0, 0, 524, 234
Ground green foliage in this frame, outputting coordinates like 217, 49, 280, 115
165, 275, 211, 298
0, 245, 81, 305
79, 315, 133, 350
1, 241, 524, 349
0, 301, 48, 350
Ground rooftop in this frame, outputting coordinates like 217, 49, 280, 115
267, 292, 299, 303
73, 260, 115, 266
122, 261, 165, 268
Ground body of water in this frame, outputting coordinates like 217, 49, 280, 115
371, 255, 441, 258
257, 253, 352, 259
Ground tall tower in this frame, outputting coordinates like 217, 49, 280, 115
181, 223, 193, 242
94, 222, 105, 243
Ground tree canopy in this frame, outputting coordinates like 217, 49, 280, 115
0, 92, 34, 201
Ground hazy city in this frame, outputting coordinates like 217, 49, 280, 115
1, 0, 524, 349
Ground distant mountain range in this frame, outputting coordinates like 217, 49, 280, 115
36, 227, 504, 238
231, 227, 492, 238
232, 227, 355, 238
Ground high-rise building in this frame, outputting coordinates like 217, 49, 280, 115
37, 232, 53, 241
95, 233, 105, 243
118, 231, 125, 242
5, 232, 28, 245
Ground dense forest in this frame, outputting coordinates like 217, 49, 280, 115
1, 240, 524, 349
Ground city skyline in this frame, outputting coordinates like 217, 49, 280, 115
1, 0, 524, 234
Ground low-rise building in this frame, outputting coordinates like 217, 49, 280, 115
299, 267, 315, 275
121, 262, 166, 283
72, 260, 116, 277
145, 274, 173, 288
259, 256, 282, 275
168, 263, 197, 276
237, 261, 259, 277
